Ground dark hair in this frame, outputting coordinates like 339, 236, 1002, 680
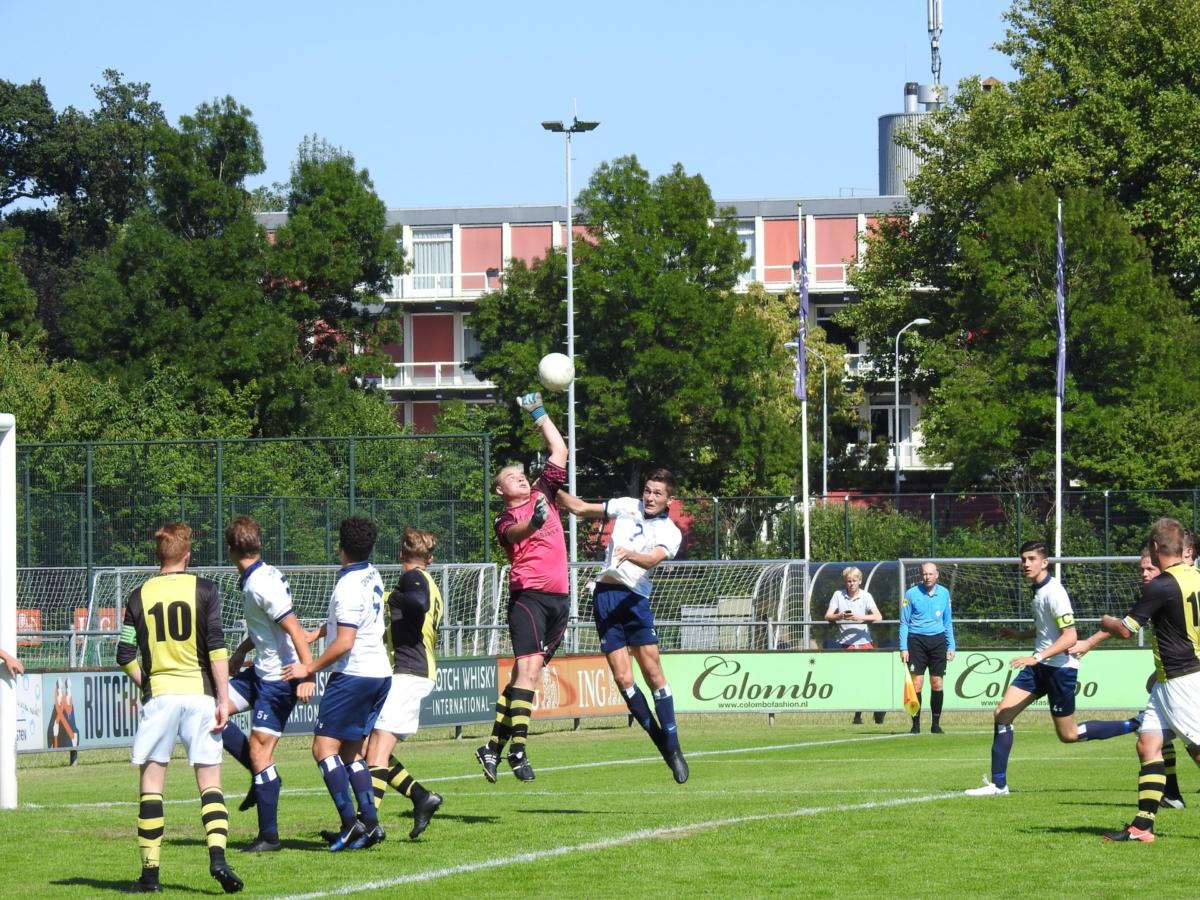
225, 515, 262, 558
644, 467, 677, 497
1149, 517, 1185, 558
1139, 542, 1154, 558
1018, 540, 1048, 559
339, 516, 378, 563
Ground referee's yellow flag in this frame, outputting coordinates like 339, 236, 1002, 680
902, 666, 920, 717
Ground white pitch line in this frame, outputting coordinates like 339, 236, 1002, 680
16, 731, 1131, 811
275, 791, 961, 899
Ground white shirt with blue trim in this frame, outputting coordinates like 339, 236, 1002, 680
1032, 574, 1078, 670
599, 497, 682, 598
241, 560, 299, 681
326, 561, 390, 677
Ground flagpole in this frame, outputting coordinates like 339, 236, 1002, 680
1054, 197, 1065, 576
797, 203, 811, 563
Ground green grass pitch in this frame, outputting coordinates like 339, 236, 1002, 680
1, 712, 1195, 898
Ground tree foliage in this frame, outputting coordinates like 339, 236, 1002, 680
898, 0, 1200, 305
472, 156, 803, 496
847, 177, 1200, 490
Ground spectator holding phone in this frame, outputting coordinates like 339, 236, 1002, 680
825, 567, 884, 724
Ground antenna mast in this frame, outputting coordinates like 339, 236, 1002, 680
928, 0, 944, 86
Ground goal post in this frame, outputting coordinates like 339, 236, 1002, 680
1, 413, 17, 808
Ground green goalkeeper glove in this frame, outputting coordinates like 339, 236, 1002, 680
518, 392, 546, 424
529, 493, 550, 529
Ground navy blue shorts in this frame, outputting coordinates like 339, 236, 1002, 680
228, 667, 299, 736
1011, 662, 1078, 717
314, 673, 391, 741
593, 583, 658, 653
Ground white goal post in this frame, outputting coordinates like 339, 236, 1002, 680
1, 414, 17, 808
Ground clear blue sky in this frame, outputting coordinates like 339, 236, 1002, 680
4, 0, 1016, 208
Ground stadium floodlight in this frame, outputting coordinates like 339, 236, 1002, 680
1, 413, 16, 808
894, 318, 932, 495
541, 113, 600, 601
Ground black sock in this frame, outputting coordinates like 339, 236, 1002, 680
931, 689, 944, 724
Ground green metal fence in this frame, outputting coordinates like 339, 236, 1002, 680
16, 433, 1195, 571
662, 490, 1200, 562
16, 434, 493, 569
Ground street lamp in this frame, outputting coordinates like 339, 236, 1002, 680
785, 341, 828, 498
541, 116, 599, 569
894, 317, 931, 495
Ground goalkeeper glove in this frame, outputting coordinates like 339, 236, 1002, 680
518, 391, 547, 423
529, 493, 550, 529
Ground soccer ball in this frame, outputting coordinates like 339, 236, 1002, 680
538, 353, 575, 392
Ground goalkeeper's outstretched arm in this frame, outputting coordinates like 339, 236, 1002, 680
518, 393, 566, 467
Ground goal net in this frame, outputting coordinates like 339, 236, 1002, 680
897, 556, 1142, 646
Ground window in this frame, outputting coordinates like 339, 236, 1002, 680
736, 220, 756, 285
411, 227, 452, 291
463, 323, 482, 363
869, 395, 911, 446
816, 304, 854, 347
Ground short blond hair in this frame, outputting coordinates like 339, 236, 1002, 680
401, 526, 438, 563
841, 566, 862, 581
493, 463, 523, 488
155, 522, 192, 565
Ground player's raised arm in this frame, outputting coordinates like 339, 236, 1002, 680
556, 489, 606, 519
519, 392, 566, 467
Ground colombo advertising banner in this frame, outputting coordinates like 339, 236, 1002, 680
654, 650, 1156, 713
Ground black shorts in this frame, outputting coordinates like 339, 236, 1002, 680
507, 589, 570, 662
907, 632, 948, 677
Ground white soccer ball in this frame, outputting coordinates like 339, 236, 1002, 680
538, 352, 575, 392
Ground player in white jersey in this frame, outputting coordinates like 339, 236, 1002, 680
965, 540, 1138, 796
282, 516, 391, 851
557, 468, 689, 783
219, 516, 315, 852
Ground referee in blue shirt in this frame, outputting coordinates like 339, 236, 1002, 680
900, 562, 955, 734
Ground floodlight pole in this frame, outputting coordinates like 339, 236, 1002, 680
894, 318, 931, 496
1, 413, 17, 809
542, 115, 599, 573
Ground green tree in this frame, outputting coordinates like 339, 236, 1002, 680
266, 136, 405, 391
0, 228, 41, 344
846, 177, 1200, 491
896, 0, 1200, 306
472, 156, 802, 496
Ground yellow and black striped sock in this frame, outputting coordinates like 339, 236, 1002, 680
137, 792, 164, 876
508, 687, 535, 756
1163, 742, 1180, 796
488, 688, 514, 752
372, 757, 425, 810
199, 787, 229, 863
1131, 758, 1166, 832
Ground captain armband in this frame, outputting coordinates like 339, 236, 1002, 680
1122, 615, 1142, 634
1055, 613, 1075, 629
119, 624, 136, 645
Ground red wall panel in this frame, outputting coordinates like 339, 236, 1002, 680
763, 218, 802, 285
511, 225, 554, 266
814, 217, 858, 282
461, 226, 501, 290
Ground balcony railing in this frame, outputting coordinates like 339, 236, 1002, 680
378, 361, 495, 391
738, 262, 854, 289
385, 271, 501, 301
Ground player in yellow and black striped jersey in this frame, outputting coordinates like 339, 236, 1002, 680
365, 527, 446, 839
118, 569, 226, 702
115, 523, 242, 894
1088, 517, 1200, 843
